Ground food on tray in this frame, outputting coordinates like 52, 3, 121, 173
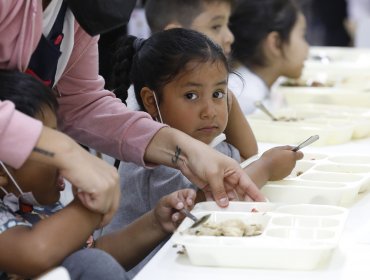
281, 79, 334, 87
309, 54, 332, 63
274, 116, 304, 122
296, 171, 304, 176
187, 219, 263, 237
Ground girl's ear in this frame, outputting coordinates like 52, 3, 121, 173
140, 87, 159, 119
164, 22, 183, 30
264, 31, 284, 59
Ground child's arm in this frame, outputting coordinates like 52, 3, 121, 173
0, 199, 102, 278
243, 146, 303, 188
224, 91, 258, 160
31, 126, 120, 228
95, 189, 196, 270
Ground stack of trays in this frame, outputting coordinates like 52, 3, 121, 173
274, 47, 370, 107
247, 104, 370, 145
305, 46, 370, 76
262, 153, 370, 206
275, 86, 370, 108
173, 202, 347, 270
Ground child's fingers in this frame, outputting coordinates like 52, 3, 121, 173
295, 150, 304, 160
172, 212, 181, 223
183, 189, 196, 206
162, 191, 185, 211
175, 188, 196, 208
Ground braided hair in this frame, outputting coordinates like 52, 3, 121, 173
112, 36, 137, 104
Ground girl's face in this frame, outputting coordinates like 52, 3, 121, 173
280, 13, 309, 78
159, 60, 229, 145
7, 106, 62, 205
190, 2, 234, 56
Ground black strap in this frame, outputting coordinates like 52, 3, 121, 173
47, 1, 68, 43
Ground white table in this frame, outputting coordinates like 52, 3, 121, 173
135, 137, 370, 280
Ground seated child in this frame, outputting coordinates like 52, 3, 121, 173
106, 28, 303, 274
228, 0, 309, 114
120, 0, 258, 160
0, 70, 196, 280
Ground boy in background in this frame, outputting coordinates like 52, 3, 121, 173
145, 0, 235, 56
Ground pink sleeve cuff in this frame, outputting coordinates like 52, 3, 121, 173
0, 102, 42, 168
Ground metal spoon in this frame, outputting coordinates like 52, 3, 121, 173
181, 208, 211, 228
254, 101, 279, 121
292, 135, 320, 152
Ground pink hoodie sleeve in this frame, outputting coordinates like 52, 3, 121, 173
56, 26, 166, 166
0, 0, 43, 168
0, 0, 42, 71
0, 101, 43, 168
0, 0, 164, 167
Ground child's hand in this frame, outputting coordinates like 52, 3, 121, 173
260, 146, 303, 181
153, 188, 196, 233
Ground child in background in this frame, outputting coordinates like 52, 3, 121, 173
229, 0, 309, 114
107, 28, 302, 276
122, 0, 258, 160
0, 70, 196, 280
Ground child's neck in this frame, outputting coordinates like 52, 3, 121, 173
250, 65, 280, 88
208, 133, 226, 148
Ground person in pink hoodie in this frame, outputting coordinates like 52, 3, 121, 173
0, 0, 265, 225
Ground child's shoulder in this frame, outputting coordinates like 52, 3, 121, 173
214, 141, 241, 162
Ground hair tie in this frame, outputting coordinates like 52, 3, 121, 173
133, 38, 146, 52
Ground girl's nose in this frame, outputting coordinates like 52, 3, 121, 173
225, 27, 235, 45
200, 100, 217, 119
223, 27, 235, 55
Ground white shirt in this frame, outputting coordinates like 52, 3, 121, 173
126, 85, 141, 110
228, 65, 270, 115
43, 0, 74, 85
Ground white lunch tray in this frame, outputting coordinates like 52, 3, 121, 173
304, 47, 370, 76
251, 104, 370, 139
247, 114, 354, 146
172, 202, 348, 270
261, 152, 370, 207
308, 46, 370, 65
275, 85, 370, 108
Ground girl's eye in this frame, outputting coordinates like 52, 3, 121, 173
185, 92, 198, 100
213, 91, 226, 99
211, 25, 222, 32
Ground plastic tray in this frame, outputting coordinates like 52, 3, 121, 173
276, 48, 370, 107
274, 86, 370, 108
304, 47, 370, 76
251, 104, 370, 139
247, 114, 354, 146
172, 202, 347, 270
261, 153, 370, 206
308, 46, 370, 64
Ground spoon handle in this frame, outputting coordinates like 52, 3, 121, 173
292, 135, 320, 152
181, 208, 198, 222
254, 101, 278, 121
